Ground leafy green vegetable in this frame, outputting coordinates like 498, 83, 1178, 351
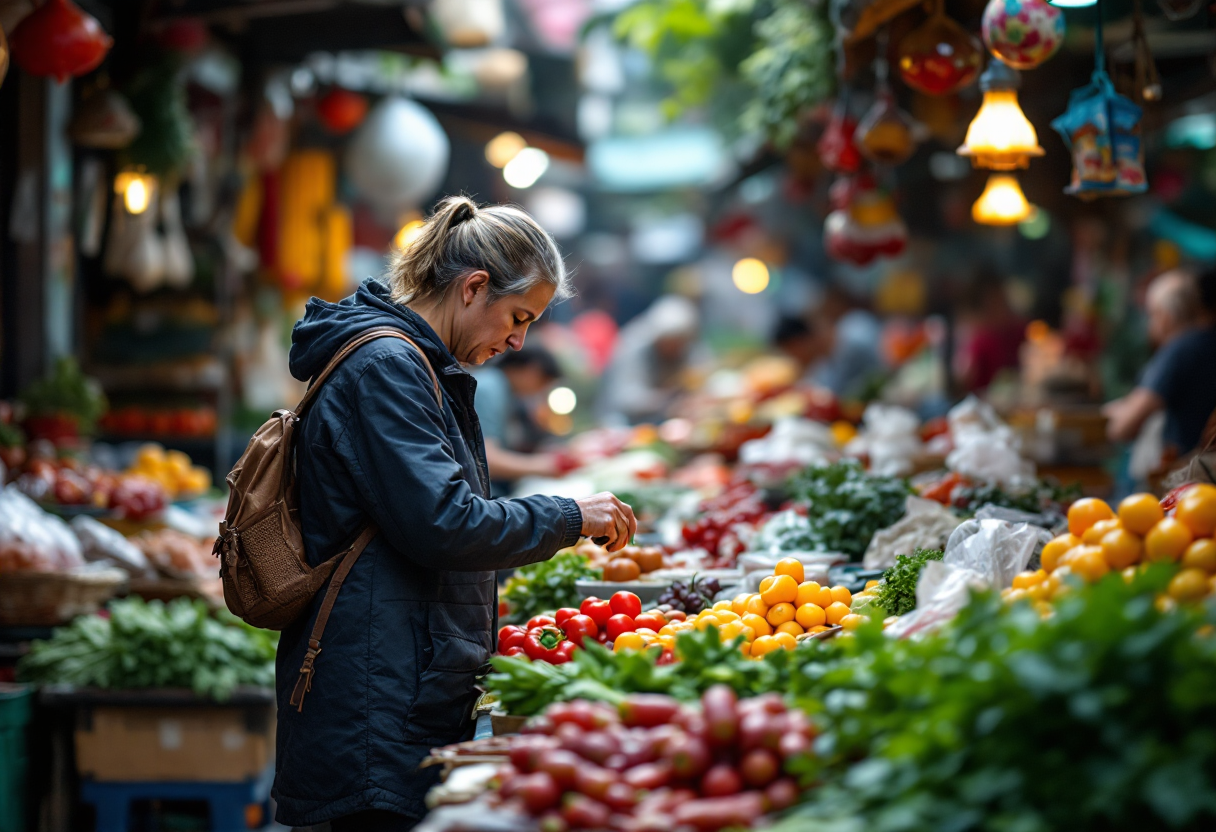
872, 548, 944, 617
502, 552, 601, 624
783, 461, 913, 560
18, 598, 277, 700
952, 478, 1081, 516
19, 357, 107, 434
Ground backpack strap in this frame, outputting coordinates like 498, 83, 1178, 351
296, 326, 443, 417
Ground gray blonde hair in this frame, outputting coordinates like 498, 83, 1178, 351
388, 196, 572, 306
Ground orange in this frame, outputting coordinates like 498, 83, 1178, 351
740, 626, 756, 642
760, 575, 799, 606
829, 585, 853, 606
865, 579, 881, 590
1118, 493, 1164, 535
840, 613, 865, 631
750, 635, 780, 657
714, 609, 741, 623
1168, 568, 1211, 602
795, 581, 821, 608
741, 613, 772, 637
825, 601, 851, 626
694, 615, 721, 631
1100, 528, 1143, 570
772, 631, 798, 650
774, 557, 805, 584
731, 593, 752, 615
1070, 546, 1109, 582
759, 575, 776, 595
1058, 546, 1084, 569
1041, 534, 1081, 572
795, 603, 827, 629
1068, 497, 1115, 537
739, 640, 751, 657
775, 621, 804, 638
1082, 518, 1122, 545
718, 620, 744, 641
744, 595, 771, 618
713, 599, 734, 611
766, 602, 796, 627
1011, 569, 1047, 590
1176, 484, 1216, 537
1182, 538, 1216, 573
1145, 517, 1194, 562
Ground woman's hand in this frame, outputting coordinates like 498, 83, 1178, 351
575, 492, 638, 552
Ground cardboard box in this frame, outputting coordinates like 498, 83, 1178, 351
75, 704, 274, 783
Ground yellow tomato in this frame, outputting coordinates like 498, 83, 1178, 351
766, 602, 796, 627
659, 624, 678, 637
741, 613, 772, 637
772, 631, 798, 650
825, 601, 851, 626
1070, 546, 1110, 582
1081, 518, 1122, 545
731, 593, 752, 615
713, 599, 734, 612
1177, 484, 1216, 537
840, 613, 866, 631
795, 603, 826, 629
614, 632, 645, 652
1100, 528, 1143, 571
1118, 493, 1164, 535
744, 595, 771, 619
774, 557, 805, 584
739, 640, 752, 657
739, 626, 756, 642
865, 579, 881, 590
1011, 569, 1047, 590
694, 614, 722, 631
1068, 498, 1115, 537
1041, 534, 1081, 573
1145, 517, 1194, 562
750, 635, 780, 657
714, 610, 741, 623
795, 581, 822, 608
760, 574, 799, 606
635, 628, 657, 638
1168, 568, 1211, 602
718, 620, 745, 641
1004, 588, 1028, 603
1182, 538, 1216, 573
775, 621, 804, 638
829, 585, 852, 606
759, 575, 777, 595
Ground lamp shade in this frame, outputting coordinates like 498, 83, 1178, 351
972, 173, 1032, 224
345, 97, 449, 215
957, 61, 1043, 169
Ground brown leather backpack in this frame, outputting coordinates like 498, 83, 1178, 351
213, 327, 441, 710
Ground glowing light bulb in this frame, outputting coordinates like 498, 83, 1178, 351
732, 258, 770, 294
503, 147, 549, 189
548, 386, 576, 415
972, 174, 1033, 226
485, 131, 527, 168
957, 61, 1043, 170
394, 219, 426, 250
115, 171, 156, 215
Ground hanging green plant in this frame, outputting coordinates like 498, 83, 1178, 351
121, 53, 195, 178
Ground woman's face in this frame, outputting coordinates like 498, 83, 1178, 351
450, 272, 555, 365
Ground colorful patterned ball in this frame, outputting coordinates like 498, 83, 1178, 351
981, 0, 1065, 70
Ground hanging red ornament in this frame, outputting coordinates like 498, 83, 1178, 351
897, 0, 982, 96
316, 88, 369, 135
818, 99, 862, 174
10, 0, 112, 83
857, 90, 918, 165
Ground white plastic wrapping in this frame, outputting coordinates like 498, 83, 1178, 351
844, 403, 923, 477
737, 417, 834, 467
945, 396, 1035, 486
71, 515, 156, 577
863, 495, 962, 569
0, 485, 86, 572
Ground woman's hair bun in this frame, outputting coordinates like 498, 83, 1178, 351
446, 197, 477, 225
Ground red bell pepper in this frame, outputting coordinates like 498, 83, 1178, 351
498, 624, 527, 652
502, 645, 526, 657
552, 640, 576, 664
523, 626, 569, 663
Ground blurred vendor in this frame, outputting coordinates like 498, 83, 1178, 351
771, 292, 884, 398
599, 295, 705, 425
474, 345, 571, 494
956, 280, 1025, 393
772, 315, 821, 380
1104, 267, 1216, 457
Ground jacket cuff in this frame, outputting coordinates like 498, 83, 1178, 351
555, 496, 583, 549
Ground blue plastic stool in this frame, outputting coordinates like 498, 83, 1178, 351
80, 771, 271, 832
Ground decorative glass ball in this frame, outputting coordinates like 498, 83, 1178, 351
981, 0, 1064, 71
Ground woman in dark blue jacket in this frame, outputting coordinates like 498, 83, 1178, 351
272, 196, 636, 831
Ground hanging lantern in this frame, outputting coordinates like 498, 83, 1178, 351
1051, 73, 1146, 198
824, 174, 908, 265
956, 59, 1043, 169
69, 87, 141, 149
817, 99, 863, 174
114, 169, 157, 215
972, 173, 1032, 224
316, 88, 368, 134
897, 0, 983, 96
429, 0, 505, 47
10, 0, 112, 83
857, 91, 918, 166
982, 0, 1064, 70
345, 97, 450, 216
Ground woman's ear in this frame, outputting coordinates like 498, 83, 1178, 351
461, 270, 491, 305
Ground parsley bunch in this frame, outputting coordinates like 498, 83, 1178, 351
873, 548, 944, 617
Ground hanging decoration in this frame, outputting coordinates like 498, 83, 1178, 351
1130, 0, 1161, 101
818, 98, 863, 174
430, 0, 505, 47
1154, 0, 1203, 20
896, 0, 982, 96
972, 173, 1033, 224
957, 58, 1043, 169
857, 31, 919, 166
316, 88, 368, 135
981, 0, 1064, 71
277, 149, 337, 292
1050, 0, 1146, 198
831, 0, 924, 44
824, 173, 908, 265
346, 97, 450, 217
121, 55, 195, 178
9, 0, 112, 82
68, 86, 141, 149
0, 24, 9, 88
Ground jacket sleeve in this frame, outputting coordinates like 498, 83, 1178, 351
336, 349, 583, 571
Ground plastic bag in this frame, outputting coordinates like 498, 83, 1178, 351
863, 495, 961, 569
845, 403, 923, 477
738, 417, 834, 467
71, 515, 156, 577
0, 485, 86, 573
945, 396, 1035, 486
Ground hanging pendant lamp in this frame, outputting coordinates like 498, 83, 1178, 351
972, 173, 1033, 224
957, 59, 1044, 169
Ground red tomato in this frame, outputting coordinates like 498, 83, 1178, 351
498, 625, 527, 651
666, 609, 687, 622
605, 614, 636, 641
553, 608, 581, 628
581, 597, 612, 629
526, 615, 557, 631
562, 614, 599, 647
609, 591, 642, 619
633, 612, 667, 631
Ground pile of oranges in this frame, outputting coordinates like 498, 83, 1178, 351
1005, 484, 1216, 609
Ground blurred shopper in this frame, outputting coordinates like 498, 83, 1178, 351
473, 345, 573, 494
598, 295, 705, 425
1105, 266, 1216, 456
276, 196, 636, 832
956, 280, 1026, 393
772, 314, 822, 381
809, 287, 885, 398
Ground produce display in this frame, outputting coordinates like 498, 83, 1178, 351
680, 481, 770, 567
656, 575, 722, 615
498, 594, 645, 664
502, 552, 601, 624
125, 443, 212, 500
864, 548, 944, 616
12, 454, 167, 520
781, 461, 911, 559
917, 470, 1078, 517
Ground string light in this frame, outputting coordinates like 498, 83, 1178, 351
732, 258, 770, 294
114, 170, 156, 215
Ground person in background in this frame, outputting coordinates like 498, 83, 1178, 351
598, 295, 705, 425
1105, 266, 1216, 456
771, 315, 822, 381
955, 279, 1026, 393
473, 345, 574, 495
809, 287, 885, 398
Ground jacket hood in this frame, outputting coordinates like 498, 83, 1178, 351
289, 279, 460, 382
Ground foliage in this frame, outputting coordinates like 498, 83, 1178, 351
122, 54, 195, 178
784, 461, 913, 560
872, 548, 944, 617
502, 552, 601, 624
19, 357, 108, 434
953, 478, 1082, 516
18, 597, 277, 701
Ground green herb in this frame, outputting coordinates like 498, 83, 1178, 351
19, 357, 108, 435
783, 461, 913, 560
952, 479, 1081, 515
872, 548, 944, 617
502, 552, 601, 624
17, 597, 277, 700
